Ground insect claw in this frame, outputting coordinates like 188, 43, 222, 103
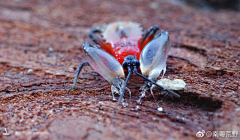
137, 88, 146, 104
67, 87, 73, 93
67, 86, 79, 93
67, 62, 89, 94
112, 97, 117, 101
137, 99, 142, 104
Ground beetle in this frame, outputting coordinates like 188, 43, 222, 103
68, 21, 180, 104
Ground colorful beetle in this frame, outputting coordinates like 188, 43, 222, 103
68, 21, 180, 104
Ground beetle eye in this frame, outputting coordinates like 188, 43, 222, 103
140, 30, 171, 81
122, 61, 128, 70
122, 55, 140, 71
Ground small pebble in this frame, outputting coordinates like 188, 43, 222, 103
122, 102, 128, 107
98, 101, 104, 104
149, 2, 159, 9
157, 78, 186, 90
135, 106, 140, 110
157, 107, 163, 112
48, 47, 54, 52
27, 69, 33, 75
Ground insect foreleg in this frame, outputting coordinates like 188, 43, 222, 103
89, 28, 102, 44
67, 61, 89, 93
89, 28, 113, 55
140, 25, 159, 48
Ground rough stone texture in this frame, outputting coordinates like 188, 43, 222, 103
186, 0, 240, 10
0, 0, 239, 139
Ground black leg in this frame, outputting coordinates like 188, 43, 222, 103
140, 25, 159, 48
89, 28, 102, 44
89, 28, 113, 54
67, 62, 89, 93
118, 66, 132, 104
133, 66, 180, 98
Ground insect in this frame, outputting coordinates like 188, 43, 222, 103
68, 21, 180, 104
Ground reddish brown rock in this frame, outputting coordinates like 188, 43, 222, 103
0, 0, 239, 139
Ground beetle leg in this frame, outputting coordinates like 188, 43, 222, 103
89, 29, 113, 55
125, 87, 131, 101
89, 28, 103, 45
162, 65, 166, 78
138, 80, 153, 104
137, 82, 148, 104
111, 85, 131, 102
67, 62, 89, 93
111, 85, 118, 101
150, 84, 154, 96
140, 25, 159, 49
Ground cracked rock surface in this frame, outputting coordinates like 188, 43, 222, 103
0, 0, 239, 139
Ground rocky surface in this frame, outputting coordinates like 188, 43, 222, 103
0, 0, 239, 139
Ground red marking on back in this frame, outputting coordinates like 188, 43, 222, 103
101, 39, 143, 64
99, 21, 145, 64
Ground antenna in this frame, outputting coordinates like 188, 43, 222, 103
118, 66, 132, 104
118, 55, 180, 104
133, 67, 180, 98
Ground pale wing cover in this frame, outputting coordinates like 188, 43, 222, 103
140, 30, 171, 81
83, 42, 125, 85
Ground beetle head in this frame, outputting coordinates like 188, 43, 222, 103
122, 55, 140, 71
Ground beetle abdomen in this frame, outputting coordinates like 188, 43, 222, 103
101, 21, 143, 64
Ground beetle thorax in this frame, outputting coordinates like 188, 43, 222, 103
102, 21, 143, 64
102, 21, 143, 44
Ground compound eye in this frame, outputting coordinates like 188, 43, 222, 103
133, 59, 140, 68
140, 30, 171, 81
122, 61, 128, 70
83, 42, 125, 85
